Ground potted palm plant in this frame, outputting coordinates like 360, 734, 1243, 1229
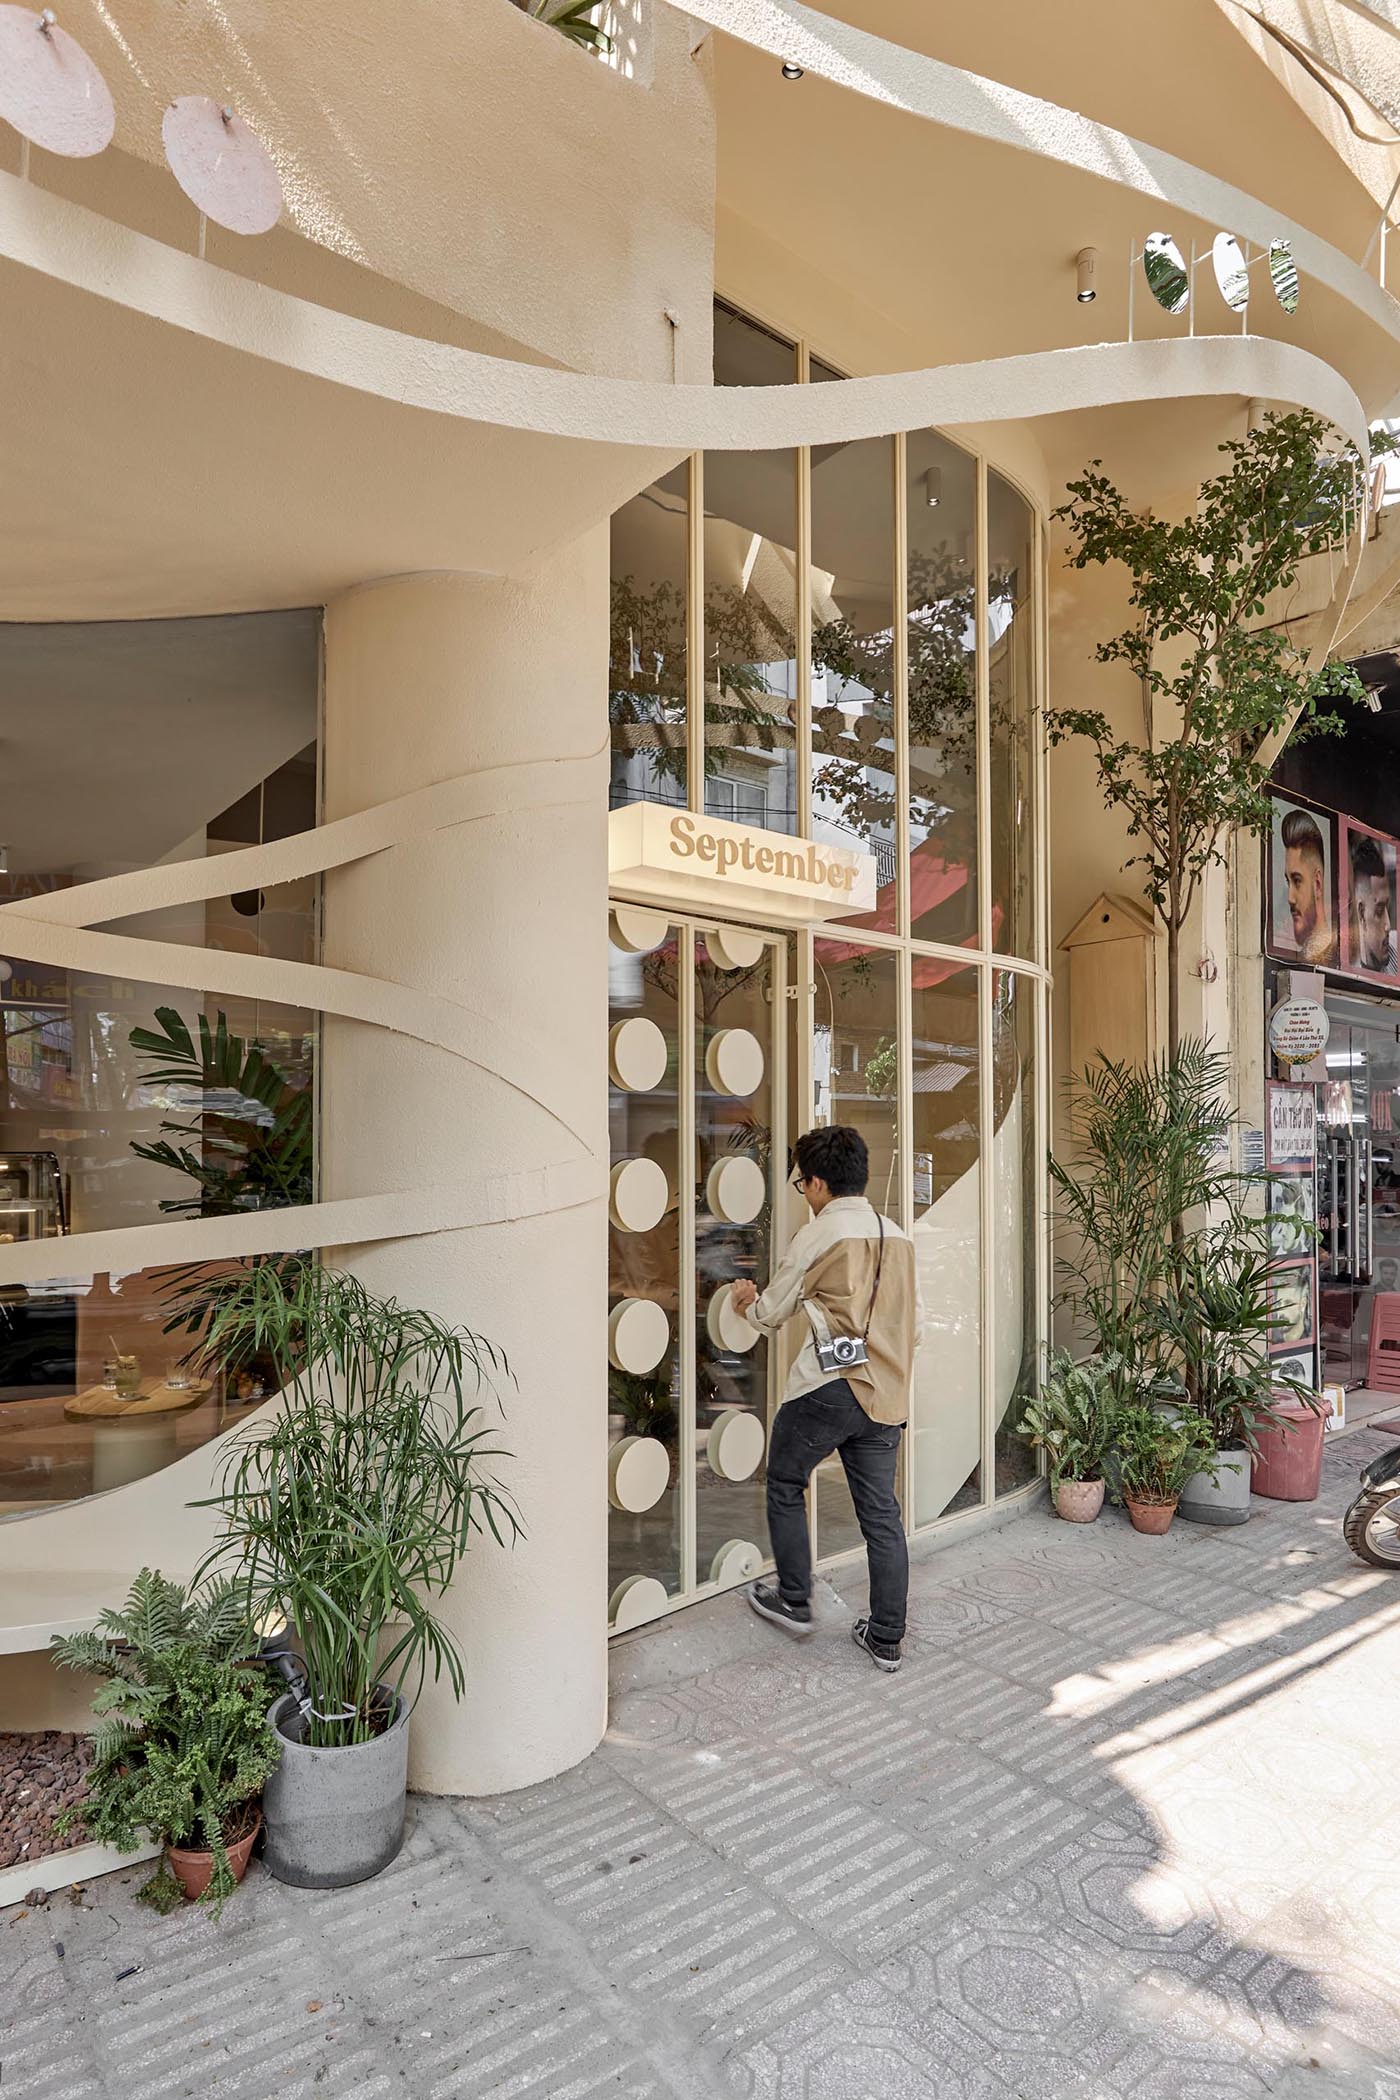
1017, 1350, 1122, 1521
1112, 1404, 1219, 1534
51, 1569, 278, 1913
193, 1261, 518, 1890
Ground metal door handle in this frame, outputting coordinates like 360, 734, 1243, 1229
1362, 1137, 1374, 1284
1347, 1140, 1360, 1278
1329, 1141, 1340, 1272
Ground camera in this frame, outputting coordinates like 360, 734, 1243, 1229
814, 1332, 869, 1375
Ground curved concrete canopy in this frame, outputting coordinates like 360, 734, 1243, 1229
0, 173, 1371, 620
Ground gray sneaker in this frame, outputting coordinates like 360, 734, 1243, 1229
851, 1617, 902, 1673
747, 1581, 814, 1638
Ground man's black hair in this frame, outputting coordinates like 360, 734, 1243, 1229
793, 1125, 869, 1198
1352, 832, 1387, 885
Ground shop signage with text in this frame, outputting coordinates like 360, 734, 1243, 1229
607, 802, 877, 924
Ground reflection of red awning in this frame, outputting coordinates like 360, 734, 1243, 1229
816, 837, 1001, 983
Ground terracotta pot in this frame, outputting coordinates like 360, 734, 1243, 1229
1053, 1477, 1105, 1523
166, 1807, 261, 1904
1126, 1496, 1178, 1535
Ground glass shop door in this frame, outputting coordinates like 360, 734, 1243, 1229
1318, 994, 1400, 1389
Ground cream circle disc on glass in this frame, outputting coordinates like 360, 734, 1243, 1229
609, 1574, 668, 1631
608, 1435, 671, 1514
705, 1028, 765, 1099
608, 1297, 670, 1375
610, 906, 667, 955
609, 1157, 668, 1233
0, 7, 114, 156
708, 1407, 766, 1482
706, 1287, 759, 1355
707, 1155, 766, 1224
710, 1538, 763, 1586
706, 926, 766, 972
162, 98, 283, 234
608, 1017, 668, 1093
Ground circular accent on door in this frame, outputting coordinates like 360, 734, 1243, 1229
705, 1028, 765, 1099
706, 926, 766, 972
608, 1017, 668, 1092
705, 1287, 759, 1355
610, 907, 668, 955
706, 1155, 766, 1225
608, 1435, 671, 1513
608, 1298, 671, 1375
609, 1158, 669, 1233
708, 1407, 766, 1482
609, 1574, 669, 1631
710, 1539, 763, 1586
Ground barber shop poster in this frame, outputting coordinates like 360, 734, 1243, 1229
1339, 817, 1400, 983
1268, 795, 1338, 969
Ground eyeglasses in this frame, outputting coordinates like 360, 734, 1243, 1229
789, 1171, 810, 1191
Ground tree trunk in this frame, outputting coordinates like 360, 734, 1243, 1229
1166, 914, 1180, 1068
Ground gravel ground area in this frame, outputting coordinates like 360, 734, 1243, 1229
4, 1430, 1400, 2098
0, 1733, 90, 1871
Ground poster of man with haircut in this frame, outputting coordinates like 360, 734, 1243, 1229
1270, 798, 1338, 968
1342, 819, 1400, 980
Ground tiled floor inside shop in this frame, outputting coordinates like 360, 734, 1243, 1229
7, 1427, 1400, 2099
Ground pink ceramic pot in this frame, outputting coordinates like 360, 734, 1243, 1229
1054, 1478, 1105, 1524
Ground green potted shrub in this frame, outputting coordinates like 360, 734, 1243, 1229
193, 1261, 518, 1890
1017, 1350, 1122, 1522
1112, 1404, 1219, 1535
51, 1569, 278, 1913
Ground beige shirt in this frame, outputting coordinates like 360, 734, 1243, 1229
742, 1195, 923, 1424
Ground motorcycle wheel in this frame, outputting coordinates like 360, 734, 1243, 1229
1343, 1488, 1400, 1568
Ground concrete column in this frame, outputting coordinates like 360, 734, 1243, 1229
320, 543, 609, 1795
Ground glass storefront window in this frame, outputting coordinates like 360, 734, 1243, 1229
910, 961, 982, 1525
810, 435, 898, 932
907, 433, 979, 947
0, 609, 320, 1513
610, 474, 689, 812
993, 970, 1041, 1496
989, 472, 1039, 960
702, 448, 799, 835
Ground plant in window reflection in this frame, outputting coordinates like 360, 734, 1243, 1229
608, 1366, 677, 1445
863, 1035, 898, 1100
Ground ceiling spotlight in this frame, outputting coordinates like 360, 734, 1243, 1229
1075, 247, 1098, 304
780, 59, 804, 79
924, 466, 942, 510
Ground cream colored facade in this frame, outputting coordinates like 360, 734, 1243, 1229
3, 0, 1400, 1791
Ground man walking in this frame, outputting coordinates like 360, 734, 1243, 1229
729, 1126, 921, 1673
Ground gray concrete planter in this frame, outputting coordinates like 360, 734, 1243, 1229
1179, 1446, 1251, 1526
263, 1690, 409, 1889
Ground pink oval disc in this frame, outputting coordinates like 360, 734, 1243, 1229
162, 95, 282, 236
0, 6, 114, 157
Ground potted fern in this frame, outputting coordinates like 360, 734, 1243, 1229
51, 1570, 278, 1913
1112, 1405, 1219, 1535
193, 1261, 518, 1889
1017, 1351, 1122, 1522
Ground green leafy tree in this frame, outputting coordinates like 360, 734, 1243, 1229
1049, 410, 1389, 1059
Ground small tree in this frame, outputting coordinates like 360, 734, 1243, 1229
1049, 410, 1385, 1060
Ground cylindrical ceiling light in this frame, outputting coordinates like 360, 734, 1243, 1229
780, 59, 804, 78
1075, 247, 1098, 303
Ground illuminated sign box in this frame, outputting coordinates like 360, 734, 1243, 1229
608, 803, 877, 925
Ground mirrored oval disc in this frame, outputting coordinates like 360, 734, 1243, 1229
162, 96, 282, 235
1212, 232, 1249, 313
0, 7, 114, 156
707, 1407, 766, 1483
706, 1155, 767, 1225
1143, 231, 1189, 316
1269, 238, 1300, 314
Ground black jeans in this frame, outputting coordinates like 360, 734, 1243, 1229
766, 1377, 908, 1647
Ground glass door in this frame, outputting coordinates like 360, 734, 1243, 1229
1319, 995, 1400, 1388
